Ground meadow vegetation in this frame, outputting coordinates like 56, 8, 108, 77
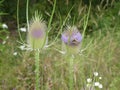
0, 0, 120, 90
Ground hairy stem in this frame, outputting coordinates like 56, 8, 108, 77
69, 55, 74, 90
35, 49, 40, 90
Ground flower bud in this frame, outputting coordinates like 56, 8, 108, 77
28, 13, 47, 50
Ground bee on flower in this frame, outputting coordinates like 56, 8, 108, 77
61, 26, 82, 54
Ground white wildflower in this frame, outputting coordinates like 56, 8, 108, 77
2, 24, 8, 29
99, 77, 102, 79
6, 36, 9, 39
94, 72, 98, 76
19, 45, 32, 51
20, 27, 26, 32
87, 78, 92, 83
2, 41, 6, 44
98, 84, 103, 88
94, 82, 100, 86
19, 45, 25, 50
118, 10, 120, 16
13, 52, 17, 56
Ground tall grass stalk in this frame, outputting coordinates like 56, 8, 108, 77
48, 0, 56, 32
44, 0, 56, 48
26, 0, 29, 32
82, 2, 91, 39
17, 0, 24, 43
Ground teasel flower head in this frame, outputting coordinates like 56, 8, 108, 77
27, 12, 47, 50
61, 26, 82, 54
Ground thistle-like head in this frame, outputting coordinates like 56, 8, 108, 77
27, 12, 47, 50
61, 26, 82, 46
61, 26, 82, 54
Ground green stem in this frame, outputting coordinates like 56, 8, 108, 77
26, 0, 29, 32
69, 55, 74, 90
17, 0, 24, 43
35, 49, 40, 90
82, 2, 91, 39
48, 0, 56, 32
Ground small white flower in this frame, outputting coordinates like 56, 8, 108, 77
118, 10, 120, 16
87, 78, 92, 83
19, 45, 25, 50
99, 77, 102, 79
13, 52, 17, 56
2, 24, 8, 29
18, 45, 33, 51
94, 82, 100, 86
2, 41, 6, 44
98, 84, 103, 88
6, 36, 9, 39
20, 27, 26, 32
94, 72, 98, 76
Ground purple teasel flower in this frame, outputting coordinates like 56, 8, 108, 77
61, 26, 82, 46
61, 26, 82, 54
31, 29, 44, 38
28, 16, 47, 50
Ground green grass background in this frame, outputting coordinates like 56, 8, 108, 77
0, 0, 120, 90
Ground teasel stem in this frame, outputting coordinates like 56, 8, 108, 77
35, 49, 40, 90
69, 54, 74, 90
